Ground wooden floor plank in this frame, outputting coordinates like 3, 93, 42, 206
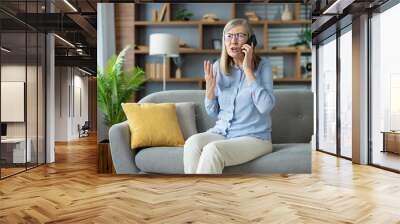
0, 135, 400, 223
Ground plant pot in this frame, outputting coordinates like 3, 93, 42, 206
98, 139, 115, 174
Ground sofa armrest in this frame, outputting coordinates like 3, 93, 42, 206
109, 121, 140, 174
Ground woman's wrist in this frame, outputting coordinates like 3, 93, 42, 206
206, 90, 215, 100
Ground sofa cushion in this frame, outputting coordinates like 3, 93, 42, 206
176, 102, 198, 140
138, 90, 217, 134
135, 143, 311, 174
122, 103, 184, 149
135, 147, 184, 174
224, 143, 311, 174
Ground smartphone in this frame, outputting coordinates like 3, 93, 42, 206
247, 35, 257, 47
242, 35, 257, 56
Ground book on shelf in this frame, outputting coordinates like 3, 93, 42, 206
145, 63, 156, 79
156, 63, 162, 80
159, 4, 168, 22
152, 9, 158, 22
144, 63, 148, 78
145, 63, 166, 80
145, 63, 150, 79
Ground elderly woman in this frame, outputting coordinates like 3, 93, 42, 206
183, 18, 275, 174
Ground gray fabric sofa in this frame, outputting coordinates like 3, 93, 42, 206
109, 89, 313, 174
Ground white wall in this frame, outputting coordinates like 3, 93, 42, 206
55, 66, 68, 141
1, 65, 39, 137
97, 3, 116, 142
71, 73, 89, 138
54, 67, 89, 141
1, 64, 46, 164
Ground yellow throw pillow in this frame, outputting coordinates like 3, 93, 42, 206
121, 103, 185, 149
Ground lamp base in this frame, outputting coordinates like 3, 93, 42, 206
163, 55, 167, 91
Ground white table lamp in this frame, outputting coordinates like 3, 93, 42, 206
149, 33, 179, 91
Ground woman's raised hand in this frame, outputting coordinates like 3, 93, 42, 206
204, 60, 216, 100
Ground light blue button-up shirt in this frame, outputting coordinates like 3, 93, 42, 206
204, 57, 275, 141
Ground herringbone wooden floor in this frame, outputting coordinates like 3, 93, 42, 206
1, 135, 400, 224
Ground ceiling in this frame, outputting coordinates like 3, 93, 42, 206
311, 0, 389, 43
0, 0, 98, 74
98, 0, 310, 2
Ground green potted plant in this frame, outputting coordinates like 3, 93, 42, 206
292, 29, 312, 49
299, 29, 312, 49
175, 8, 193, 21
97, 45, 146, 173
301, 29, 312, 49
97, 45, 146, 128
172, 56, 183, 79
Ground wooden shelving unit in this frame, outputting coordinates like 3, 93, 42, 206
147, 78, 204, 89
130, 3, 312, 88
147, 77, 312, 83
134, 46, 311, 54
146, 76, 312, 89
134, 20, 311, 26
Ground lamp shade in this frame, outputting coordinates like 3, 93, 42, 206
149, 33, 179, 57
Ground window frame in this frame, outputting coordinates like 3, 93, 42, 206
315, 21, 353, 161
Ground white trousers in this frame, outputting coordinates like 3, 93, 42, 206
183, 132, 273, 174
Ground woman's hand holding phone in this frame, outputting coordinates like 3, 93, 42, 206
242, 43, 256, 81
242, 43, 254, 76
204, 60, 216, 100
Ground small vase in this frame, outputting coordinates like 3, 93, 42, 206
281, 4, 292, 21
175, 68, 182, 79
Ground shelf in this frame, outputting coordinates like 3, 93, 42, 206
273, 78, 311, 83
134, 20, 311, 26
268, 48, 311, 54
136, 47, 207, 54
134, 20, 228, 26
266, 20, 311, 25
135, 47, 311, 54
135, 21, 199, 26
200, 21, 228, 26
146, 77, 311, 83
147, 78, 203, 82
